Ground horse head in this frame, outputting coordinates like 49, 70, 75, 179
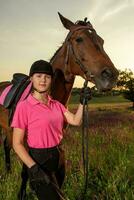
56, 13, 119, 91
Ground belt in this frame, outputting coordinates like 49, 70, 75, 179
29, 145, 59, 153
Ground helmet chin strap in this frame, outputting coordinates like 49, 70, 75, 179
33, 87, 48, 94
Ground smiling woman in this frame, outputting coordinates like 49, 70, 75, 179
11, 59, 91, 200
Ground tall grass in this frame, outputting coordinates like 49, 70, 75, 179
0, 103, 134, 199
62, 108, 134, 199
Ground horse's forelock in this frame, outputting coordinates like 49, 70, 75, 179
75, 18, 92, 27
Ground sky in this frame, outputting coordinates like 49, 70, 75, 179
0, 0, 134, 87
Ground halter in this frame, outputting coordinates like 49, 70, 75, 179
64, 25, 95, 83
63, 25, 94, 199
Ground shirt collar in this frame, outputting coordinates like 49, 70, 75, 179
27, 93, 54, 106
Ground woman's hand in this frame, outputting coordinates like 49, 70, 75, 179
28, 164, 50, 185
80, 87, 92, 105
63, 87, 91, 126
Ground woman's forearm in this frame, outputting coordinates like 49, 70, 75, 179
73, 103, 83, 125
64, 103, 83, 126
13, 143, 35, 168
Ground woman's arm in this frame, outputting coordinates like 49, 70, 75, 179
64, 86, 92, 126
13, 128, 36, 168
64, 103, 83, 126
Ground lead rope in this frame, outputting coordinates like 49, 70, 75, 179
51, 181, 67, 200
77, 80, 90, 200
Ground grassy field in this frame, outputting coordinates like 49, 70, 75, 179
0, 95, 134, 200
69, 94, 130, 104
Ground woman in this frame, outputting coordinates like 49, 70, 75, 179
11, 60, 91, 200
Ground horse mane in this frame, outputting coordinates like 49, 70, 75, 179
50, 45, 63, 63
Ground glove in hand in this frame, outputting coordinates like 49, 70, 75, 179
80, 87, 92, 105
28, 164, 50, 185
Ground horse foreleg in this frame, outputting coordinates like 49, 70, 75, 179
18, 164, 28, 200
3, 135, 11, 172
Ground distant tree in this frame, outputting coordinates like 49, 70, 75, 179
117, 69, 134, 108
71, 87, 80, 95
117, 69, 133, 91
124, 77, 134, 108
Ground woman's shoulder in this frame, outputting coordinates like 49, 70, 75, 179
52, 99, 67, 113
16, 97, 30, 109
51, 98, 64, 106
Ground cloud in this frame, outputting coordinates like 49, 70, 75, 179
87, 0, 134, 24
100, 0, 133, 22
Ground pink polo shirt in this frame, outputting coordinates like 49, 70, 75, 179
11, 94, 67, 148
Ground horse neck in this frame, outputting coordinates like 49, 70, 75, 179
51, 44, 75, 106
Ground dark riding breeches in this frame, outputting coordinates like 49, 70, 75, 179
29, 146, 65, 200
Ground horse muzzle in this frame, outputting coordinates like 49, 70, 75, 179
95, 67, 119, 91
85, 67, 119, 91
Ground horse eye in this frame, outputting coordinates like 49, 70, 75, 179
76, 37, 83, 43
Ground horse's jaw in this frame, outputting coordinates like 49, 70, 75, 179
80, 66, 119, 91
92, 76, 117, 91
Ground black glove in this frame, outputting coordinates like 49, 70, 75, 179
80, 87, 92, 105
28, 164, 50, 185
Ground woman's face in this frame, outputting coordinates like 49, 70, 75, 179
30, 73, 52, 93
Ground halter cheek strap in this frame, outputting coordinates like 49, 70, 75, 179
64, 26, 95, 83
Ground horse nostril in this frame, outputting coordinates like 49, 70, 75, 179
101, 69, 113, 79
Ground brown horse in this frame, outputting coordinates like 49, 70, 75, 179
0, 13, 118, 199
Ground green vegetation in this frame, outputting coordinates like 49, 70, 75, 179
117, 69, 134, 108
63, 108, 134, 199
0, 95, 134, 199
69, 94, 130, 105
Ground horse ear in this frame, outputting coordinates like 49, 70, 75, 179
58, 12, 74, 30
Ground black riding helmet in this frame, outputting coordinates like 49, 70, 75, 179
29, 60, 53, 77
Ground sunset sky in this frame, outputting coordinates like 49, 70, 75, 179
0, 0, 134, 87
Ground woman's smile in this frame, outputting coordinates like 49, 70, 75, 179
39, 84, 46, 86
